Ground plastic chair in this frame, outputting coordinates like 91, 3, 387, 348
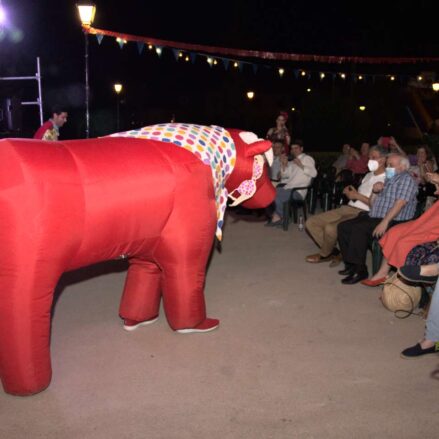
282, 179, 314, 231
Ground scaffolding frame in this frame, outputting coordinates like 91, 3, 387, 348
0, 57, 44, 125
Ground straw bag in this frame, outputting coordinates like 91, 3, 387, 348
381, 272, 422, 313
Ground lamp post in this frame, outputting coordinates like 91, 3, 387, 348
114, 83, 123, 131
76, 3, 96, 138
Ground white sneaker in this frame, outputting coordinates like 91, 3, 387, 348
123, 316, 159, 332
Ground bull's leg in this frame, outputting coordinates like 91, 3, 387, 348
0, 270, 59, 396
154, 166, 218, 332
119, 259, 161, 329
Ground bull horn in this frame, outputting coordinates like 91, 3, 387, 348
264, 148, 274, 166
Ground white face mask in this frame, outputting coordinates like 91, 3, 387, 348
368, 160, 379, 172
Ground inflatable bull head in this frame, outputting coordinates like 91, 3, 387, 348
0, 123, 275, 396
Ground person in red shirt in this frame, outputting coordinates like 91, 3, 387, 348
346, 142, 370, 175
33, 106, 68, 141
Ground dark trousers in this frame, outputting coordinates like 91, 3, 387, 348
337, 212, 400, 269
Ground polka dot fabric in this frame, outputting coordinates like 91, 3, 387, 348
110, 123, 236, 240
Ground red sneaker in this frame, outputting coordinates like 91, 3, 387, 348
123, 316, 159, 332
176, 318, 220, 334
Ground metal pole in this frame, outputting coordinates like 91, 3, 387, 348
116, 96, 120, 131
36, 57, 44, 125
85, 31, 90, 138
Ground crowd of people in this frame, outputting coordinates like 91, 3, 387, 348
264, 111, 439, 360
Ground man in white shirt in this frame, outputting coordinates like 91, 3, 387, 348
305, 145, 388, 263
266, 140, 317, 226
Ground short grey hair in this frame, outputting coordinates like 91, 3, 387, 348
370, 145, 388, 158
388, 152, 410, 170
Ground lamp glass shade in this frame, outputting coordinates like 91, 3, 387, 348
432, 83, 439, 92
114, 84, 123, 94
77, 4, 96, 26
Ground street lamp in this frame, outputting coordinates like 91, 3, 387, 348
76, 3, 96, 138
114, 83, 123, 131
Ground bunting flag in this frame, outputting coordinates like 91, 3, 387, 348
172, 48, 180, 61
137, 41, 145, 54
81, 25, 438, 85
83, 24, 439, 65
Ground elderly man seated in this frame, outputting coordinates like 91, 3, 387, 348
266, 140, 317, 227
337, 153, 418, 284
305, 145, 387, 264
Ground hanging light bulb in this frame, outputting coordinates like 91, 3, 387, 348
155, 47, 162, 56
340, 73, 346, 79
358, 75, 363, 80
432, 83, 439, 92
390, 76, 395, 81
359, 106, 366, 111
234, 62, 239, 68
291, 107, 296, 112
185, 55, 190, 62
148, 44, 153, 50
246, 91, 255, 100
301, 70, 306, 77
417, 75, 423, 81
213, 59, 218, 65
320, 72, 325, 79
306, 88, 311, 93
206, 57, 213, 66
178, 52, 183, 58
278, 68, 285, 77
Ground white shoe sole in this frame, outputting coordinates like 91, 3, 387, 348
176, 324, 219, 334
123, 316, 159, 332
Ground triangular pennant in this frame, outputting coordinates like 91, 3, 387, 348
172, 48, 180, 61
252, 64, 258, 74
96, 34, 104, 45
137, 42, 145, 54
222, 58, 230, 70
190, 52, 197, 64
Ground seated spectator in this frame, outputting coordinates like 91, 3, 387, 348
266, 112, 291, 155
346, 142, 370, 176
269, 140, 284, 181
409, 145, 438, 185
337, 153, 418, 284
362, 172, 439, 285
397, 263, 439, 358
305, 145, 387, 264
332, 143, 351, 175
266, 140, 317, 226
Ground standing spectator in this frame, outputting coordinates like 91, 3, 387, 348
332, 143, 351, 175
266, 112, 291, 155
398, 263, 439, 358
266, 140, 317, 226
337, 153, 418, 284
346, 142, 370, 176
34, 106, 68, 141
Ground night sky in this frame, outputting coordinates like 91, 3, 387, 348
1, 0, 439, 148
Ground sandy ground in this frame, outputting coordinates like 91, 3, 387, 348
0, 212, 438, 439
